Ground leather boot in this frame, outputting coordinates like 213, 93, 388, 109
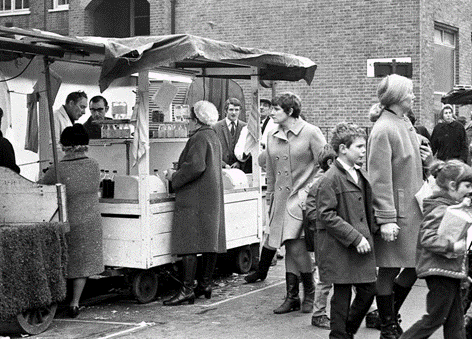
300, 272, 315, 313
163, 255, 197, 306
195, 253, 217, 299
392, 283, 411, 335
245, 247, 276, 283
377, 294, 399, 339
273, 273, 301, 314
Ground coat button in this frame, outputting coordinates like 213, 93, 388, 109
360, 217, 364, 222
276, 156, 279, 160
278, 187, 283, 191
286, 187, 290, 191
283, 156, 288, 160
277, 171, 281, 175
285, 171, 289, 176
358, 197, 362, 201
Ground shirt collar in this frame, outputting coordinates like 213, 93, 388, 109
337, 158, 360, 172
226, 118, 237, 128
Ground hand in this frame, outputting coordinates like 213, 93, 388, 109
380, 223, 400, 242
453, 238, 466, 254
356, 237, 372, 254
230, 162, 241, 169
164, 169, 176, 181
419, 144, 432, 162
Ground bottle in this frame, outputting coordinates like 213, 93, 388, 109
102, 170, 111, 198
153, 169, 168, 193
99, 169, 105, 197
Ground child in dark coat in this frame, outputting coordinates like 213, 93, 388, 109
400, 160, 472, 339
307, 122, 377, 338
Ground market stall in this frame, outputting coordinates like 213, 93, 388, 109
0, 27, 317, 304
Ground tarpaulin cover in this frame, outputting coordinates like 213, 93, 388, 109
81, 34, 317, 92
441, 88, 472, 105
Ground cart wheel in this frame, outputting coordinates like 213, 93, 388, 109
131, 270, 158, 304
12, 303, 57, 335
234, 245, 253, 274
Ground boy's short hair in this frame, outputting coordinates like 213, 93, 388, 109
318, 144, 336, 172
330, 122, 366, 153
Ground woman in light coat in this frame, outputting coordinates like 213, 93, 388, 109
163, 100, 225, 306
265, 93, 326, 314
367, 74, 431, 338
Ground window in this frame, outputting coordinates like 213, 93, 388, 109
0, 0, 29, 13
52, 0, 68, 10
433, 25, 458, 123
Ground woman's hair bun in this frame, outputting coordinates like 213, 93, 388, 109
60, 123, 89, 147
429, 160, 446, 179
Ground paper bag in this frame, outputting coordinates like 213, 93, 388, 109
437, 204, 472, 242
415, 176, 436, 214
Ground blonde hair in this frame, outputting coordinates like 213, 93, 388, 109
369, 74, 413, 122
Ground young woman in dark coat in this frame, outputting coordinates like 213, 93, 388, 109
163, 101, 226, 306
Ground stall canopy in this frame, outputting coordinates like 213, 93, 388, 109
441, 87, 472, 106
0, 27, 317, 92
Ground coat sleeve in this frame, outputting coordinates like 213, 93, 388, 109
460, 125, 468, 163
419, 204, 455, 255
309, 126, 327, 163
171, 136, 207, 190
367, 128, 397, 225
234, 126, 251, 161
305, 176, 322, 224
430, 125, 440, 157
265, 135, 275, 205
316, 177, 363, 248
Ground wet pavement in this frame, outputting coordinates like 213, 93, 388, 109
5, 258, 447, 339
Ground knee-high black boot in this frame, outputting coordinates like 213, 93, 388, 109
392, 282, 411, 335
377, 294, 399, 339
245, 247, 276, 283
300, 272, 315, 313
273, 272, 301, 314
163, 255, 197, 306
195, 253, 217, 299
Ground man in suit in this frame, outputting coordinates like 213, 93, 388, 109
213, 98, 246, 169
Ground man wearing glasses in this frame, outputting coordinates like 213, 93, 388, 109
83, 95, 110, 139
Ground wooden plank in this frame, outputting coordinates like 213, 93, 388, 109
0, 167, 64, 223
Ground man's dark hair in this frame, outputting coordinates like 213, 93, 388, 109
66, 91, 87, 105
90, 95, 108, 107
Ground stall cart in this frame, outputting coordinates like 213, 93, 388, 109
0, 27, 317, 304
0, 167, 68, 335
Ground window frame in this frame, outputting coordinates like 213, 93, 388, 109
51, 0, 69, 11
0, 0, 30, 15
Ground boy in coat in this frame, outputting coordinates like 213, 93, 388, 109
308, 122, 377, 339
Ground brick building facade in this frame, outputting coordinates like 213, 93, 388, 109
1, 0, 471, 133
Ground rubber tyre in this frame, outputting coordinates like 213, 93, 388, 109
234, 245, 253, 274
1, 303, 58, 335
131, 269, 158, 304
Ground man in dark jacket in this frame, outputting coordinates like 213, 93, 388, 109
0, 108, 20, 174
213, 98, 246, 168
83, 95, 111, 139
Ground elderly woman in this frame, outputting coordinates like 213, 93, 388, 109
367, 74, 431, 338
39, 124, 103, 318
430, 104, 468, 163
163, 100, 225, 306
264, 93, 326, 314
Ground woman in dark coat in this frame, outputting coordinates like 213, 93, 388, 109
163, 100, 225, 306
39, 124, 103, 318
367, 74, 431, 338
430, 105, 468, 163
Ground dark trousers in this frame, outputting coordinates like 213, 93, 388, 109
400, 276, 465, 339
330, 282, 376, 339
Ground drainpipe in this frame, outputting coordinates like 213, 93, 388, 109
170, 0, 176, 34
43, 0, 48, 30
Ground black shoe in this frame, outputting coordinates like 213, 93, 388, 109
365, 309, 380, 330
194, 283, 212, 299
163, 286, 195, 306
300, 272, 315, 313
273, 296, 301, 314
311, 315, 330, 329
67, 306, 80, 318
